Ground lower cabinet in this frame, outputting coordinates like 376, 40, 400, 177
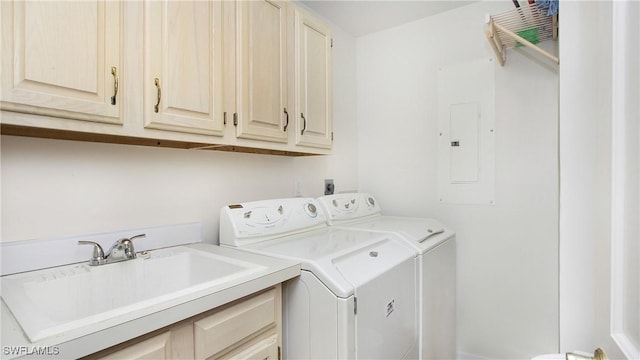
85, 286, 281, 360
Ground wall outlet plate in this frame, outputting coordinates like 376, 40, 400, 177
324, 179, 334, 195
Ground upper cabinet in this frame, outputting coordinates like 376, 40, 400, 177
0, 0, 122, 124
0, 0, 333, 156
293, 8, 333, 149
143, 0, 225, 136
232, 0, 289, 143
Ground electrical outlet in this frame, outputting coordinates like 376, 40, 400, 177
324, 179, 334, 195
294, 180, 303, 197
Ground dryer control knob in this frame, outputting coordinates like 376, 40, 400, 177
367, 197, 376, 206
305, 203, 318, 217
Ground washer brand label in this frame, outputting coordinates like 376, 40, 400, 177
386, 299, 395, 317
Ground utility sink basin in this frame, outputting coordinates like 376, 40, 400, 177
1, 246, 266, 342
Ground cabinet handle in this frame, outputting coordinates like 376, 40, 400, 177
154, 78, 161, 113
110, 67, 118, 105
283, 108, 289, 132
301, 112, 306, 135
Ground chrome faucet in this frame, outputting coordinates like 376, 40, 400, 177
78, 233, 146, 265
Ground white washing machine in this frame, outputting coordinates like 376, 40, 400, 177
317, 193, 456, 360
219, 197, 419, 359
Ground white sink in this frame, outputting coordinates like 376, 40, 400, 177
1, 246, 266, 342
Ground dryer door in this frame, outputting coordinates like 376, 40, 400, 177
334, 240, 418, 359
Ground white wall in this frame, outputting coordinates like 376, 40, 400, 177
356, 1, 559, 358
559, 1, 639, 359
558, 1, 613, 354
0, 24, 358, 245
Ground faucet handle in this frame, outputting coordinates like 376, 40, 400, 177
127, 233, 146, 242
78, 241, 105, 266
119, 233, 146, 258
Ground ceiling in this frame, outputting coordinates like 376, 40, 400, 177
298, 1, 477, 37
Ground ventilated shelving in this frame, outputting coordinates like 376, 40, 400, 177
486, 2, 558, 66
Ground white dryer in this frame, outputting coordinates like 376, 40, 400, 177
219, 197, 419, 360
317, 193, 456, 360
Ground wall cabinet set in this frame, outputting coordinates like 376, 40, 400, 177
0, 0, 333, 156
85, 286, 282, 360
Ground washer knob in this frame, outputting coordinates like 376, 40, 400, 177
367, 197, 376, 206
305, 203, 317, 217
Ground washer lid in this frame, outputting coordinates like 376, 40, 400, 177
336, 245, 418, 360
243, 227, 414, 298
338, 216, 454, 254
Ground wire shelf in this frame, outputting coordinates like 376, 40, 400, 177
486, 2, 558, 65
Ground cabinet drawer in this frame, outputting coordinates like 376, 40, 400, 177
96, 332, 172, 360
217, 333, 278, 360
194, 288, 277, 359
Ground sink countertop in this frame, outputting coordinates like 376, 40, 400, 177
0, 243, 300, 360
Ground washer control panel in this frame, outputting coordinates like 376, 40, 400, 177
220, 198, 327, 246
317, 193, 381, 223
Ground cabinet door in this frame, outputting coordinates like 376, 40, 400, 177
0, 0, 121, 124
144, 0, 224, 136
234, 0, 288, 143
294, 9, 333, 149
